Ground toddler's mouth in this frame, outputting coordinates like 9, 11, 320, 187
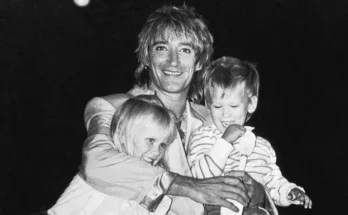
222, 121, 234, 128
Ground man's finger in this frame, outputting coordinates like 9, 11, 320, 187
218, 198, 240, 213
219, 185, 250, 206
224, 170, 253, 184
219, 176, 248, 193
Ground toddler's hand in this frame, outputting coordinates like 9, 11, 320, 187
222, 124, 246, 145
287, 188, 312, 209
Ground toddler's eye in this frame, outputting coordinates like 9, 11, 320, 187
213, 105, 222, 109
160, 143, 167, 149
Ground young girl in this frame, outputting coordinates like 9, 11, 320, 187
48, 95, 177, 215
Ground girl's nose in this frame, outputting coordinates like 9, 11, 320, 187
149, 145, 161, 157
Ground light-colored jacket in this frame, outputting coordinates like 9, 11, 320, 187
48, 85, 211, 215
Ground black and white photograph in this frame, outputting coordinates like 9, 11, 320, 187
1, 0, 347, 214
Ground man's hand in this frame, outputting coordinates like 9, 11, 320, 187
224, 171, 265, 208
222, 124, 246, 145
169, 174, 251, 213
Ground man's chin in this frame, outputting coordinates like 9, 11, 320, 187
161, 85, 187, 94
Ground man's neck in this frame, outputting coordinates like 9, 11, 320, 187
152, 89, 188, 120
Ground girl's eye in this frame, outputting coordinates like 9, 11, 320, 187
147, 138, 155, 144
160, 143, 167, 149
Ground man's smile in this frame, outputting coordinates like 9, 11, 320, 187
163, 70, 182, 76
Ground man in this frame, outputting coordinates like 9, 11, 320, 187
80, 4, 269, 215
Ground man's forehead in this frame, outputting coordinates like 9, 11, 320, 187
152, 29, 195, 45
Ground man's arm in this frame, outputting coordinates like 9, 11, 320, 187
169, 172, 256, 213
80, 96, 264, 213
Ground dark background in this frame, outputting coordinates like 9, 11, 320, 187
1, 0, 347, 214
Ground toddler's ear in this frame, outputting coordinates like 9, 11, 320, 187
248, 96, 258, 114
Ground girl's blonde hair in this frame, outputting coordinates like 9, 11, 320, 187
110, 95, 177, 156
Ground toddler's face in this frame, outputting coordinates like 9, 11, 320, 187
132, 122, 172, 166
207, 83, 253, 133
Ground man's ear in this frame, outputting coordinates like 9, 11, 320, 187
248, 96, 258, 114
195, 62, 202, 71
143, 52, 150, 67
144, 58, 149, 67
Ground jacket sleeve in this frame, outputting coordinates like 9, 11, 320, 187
79, 96, 177, 211
188, 127, 235, 178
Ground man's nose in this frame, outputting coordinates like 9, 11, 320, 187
168, 50, 179, 67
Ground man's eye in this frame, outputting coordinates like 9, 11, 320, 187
154, 46, 167, 51
181, 48, 192, 54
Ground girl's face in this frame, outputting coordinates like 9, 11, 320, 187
132, 122, 172, 166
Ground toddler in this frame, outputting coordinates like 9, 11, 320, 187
188, 56, 312, 215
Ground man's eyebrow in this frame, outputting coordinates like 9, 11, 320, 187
180, 42, 194, 47
152, 40, 168, 46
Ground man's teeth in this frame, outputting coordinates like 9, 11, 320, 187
163, 70, 181, 76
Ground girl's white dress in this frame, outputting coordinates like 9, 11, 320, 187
48, 174, 172, 215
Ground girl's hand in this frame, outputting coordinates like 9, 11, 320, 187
287, 188, 313, 209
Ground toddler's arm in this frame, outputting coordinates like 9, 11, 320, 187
189, 125, 245, 178
259, 137, 306, 207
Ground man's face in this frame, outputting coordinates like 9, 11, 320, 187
148, 33, 201, 94
207, 83, 255, 133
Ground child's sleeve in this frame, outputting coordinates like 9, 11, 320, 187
188, 126, 235, 178
260, 138, 305, 206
